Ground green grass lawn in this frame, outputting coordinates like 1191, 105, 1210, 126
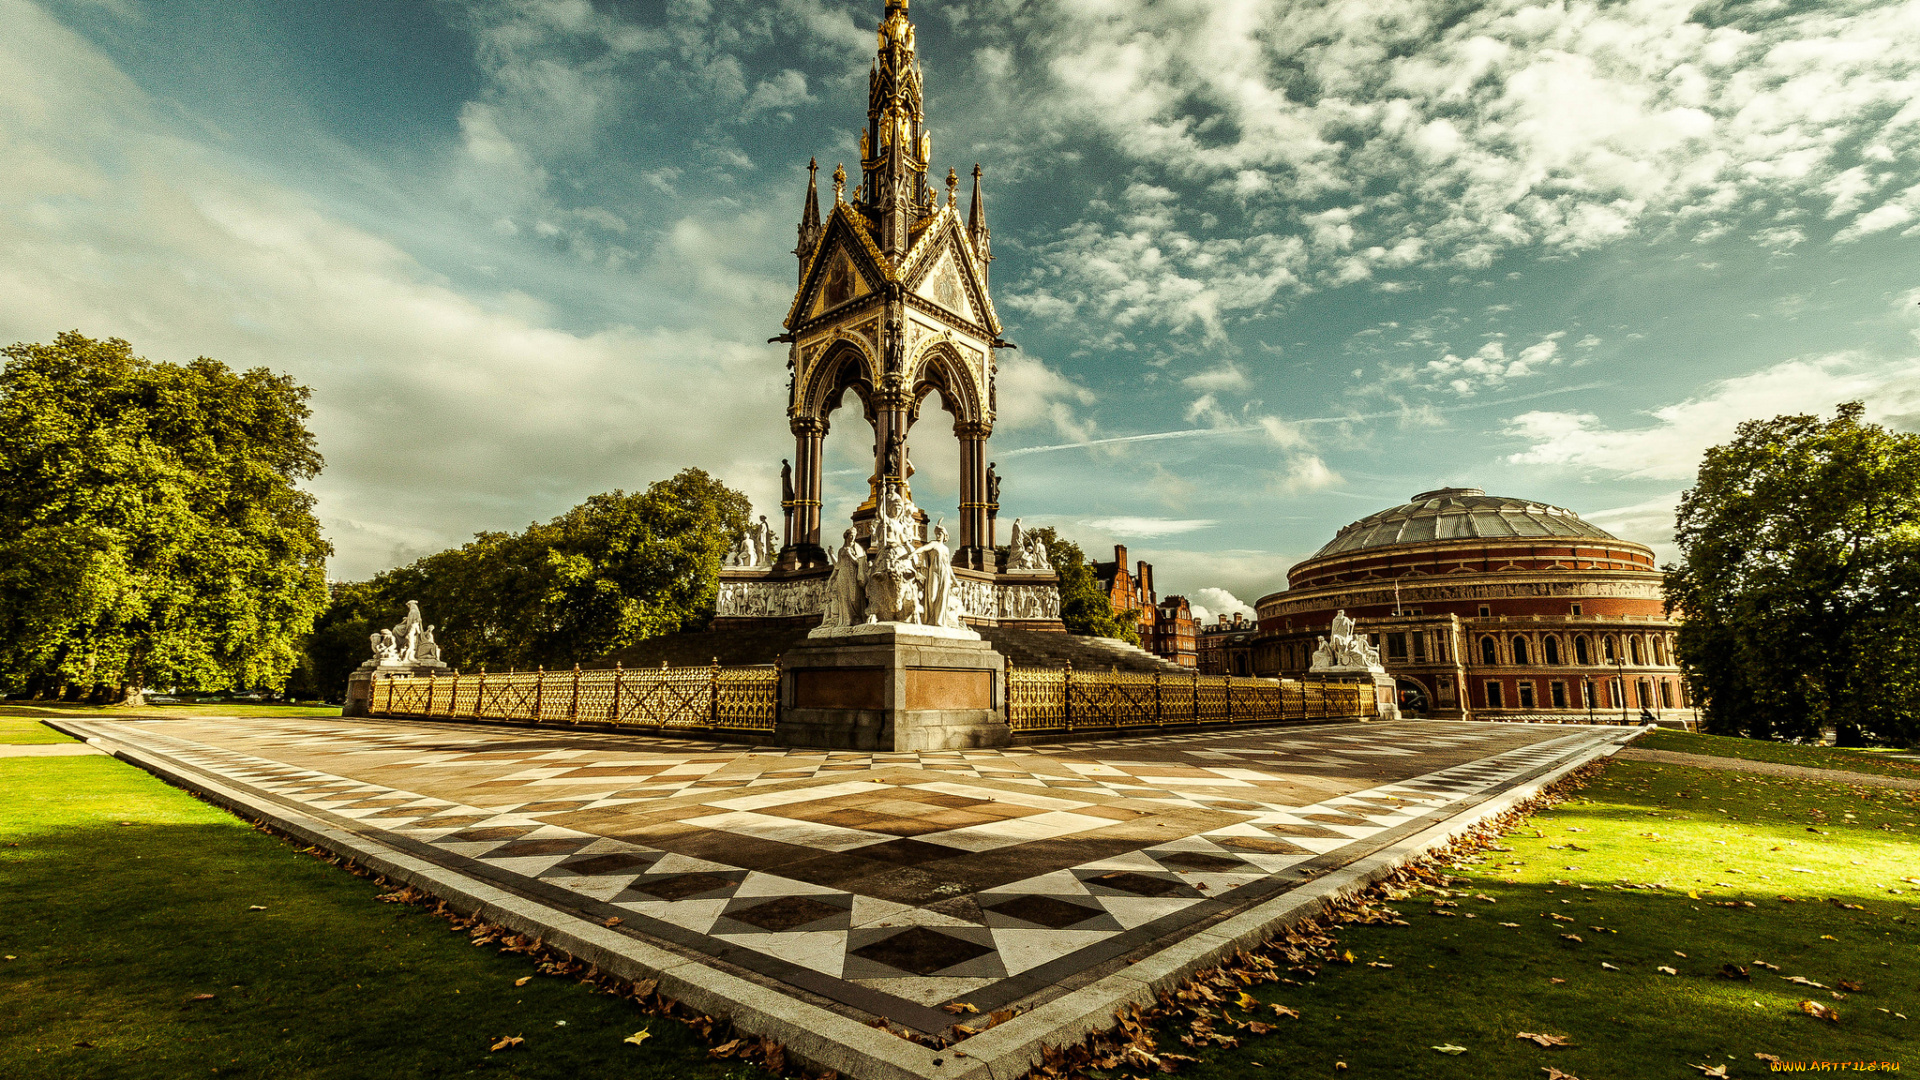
1637, 728, 1920, 781
0, 701, 342, 723
0, 717, 76, 744
1139, 757, 1920, 1079
0, 756, 755, 1080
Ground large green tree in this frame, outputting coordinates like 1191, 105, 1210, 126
1665, 402, 1920, 746
0, 332, 331, 701
306, 469, 751, 697
1025, 526, 1142, 645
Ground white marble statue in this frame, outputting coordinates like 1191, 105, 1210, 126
1024, 533, 1051, 571
916, 521, 963, 629
1310, 635, 1335, 669
1311, 609, 1382, 671
1005, 518, 1031, 570
757, 515, 778, 566
389, 600, 425, 662
726, 532, 756, 568
863, 487, 923, 623
418, 625, 441, 664
820, 529, 868, 629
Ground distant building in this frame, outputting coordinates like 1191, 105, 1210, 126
1090, 545, 1196, 668
1198, 612, 1257, 676
1252, 488, 1686, 721
1150, 595, 1198, 668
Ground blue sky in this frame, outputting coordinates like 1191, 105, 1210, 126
5, 0, 1918, 619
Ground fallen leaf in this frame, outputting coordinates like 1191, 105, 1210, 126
941, 1002, 979, 1015
1600, 962, 1620, 971
1659, 966, 1679, 975
1431, 1044, 1469, 1055
1718, 964, 1751, 980
710, 1038, 742, 1057
1515, 1032, 1575, 1048
489, 1035, 524, 1052
623, 1029, 651, 1047
1820, 934, 1839, 941
1674, 951, 1688, 958
1798, 1000, 1839, 1024
1561, 933, 1584, 943
1752, 960, 1779, 970
1837, 979, 1863, 992
1500, 922, 1521, 928
185, 993, 216, 1003
987, 1009, 1014, 1029
602, 917, 623, 928
1542, 1068, 1584, 1080
1755, 1053, 1783, 1065
1548, 977, 1566, 985
1269, 1004, 1299, 1019
1367, 961, 1393, 969
2, 956, 14, 962
1690, 1066, 1730, 1078
247, 905, 267, 912
1784, 976, 1828, 989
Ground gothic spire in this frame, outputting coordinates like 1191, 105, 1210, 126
795, 157, 822, 279
860, 0, 929, 259
968, 163, 992, 275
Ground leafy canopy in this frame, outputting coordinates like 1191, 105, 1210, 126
304, 469, 751, 697
0, 332, 331, 697
1665, 402, 1920, 746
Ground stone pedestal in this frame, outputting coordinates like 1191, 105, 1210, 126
776, 624, 1010, 751
1312, 665, 1400, 722
343, 661, 449, 717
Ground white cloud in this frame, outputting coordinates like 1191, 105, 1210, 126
1503, 352, 1920, 480
1187, 587, 1255, 626
1584, 493, 1685, 568
1080, 517, 1219, 538
979, 0, 1920, 332
1181, 360, 1249, 392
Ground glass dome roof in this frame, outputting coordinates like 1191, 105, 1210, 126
1309, 487, 1620, 559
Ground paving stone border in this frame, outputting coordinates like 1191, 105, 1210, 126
51, 718, 1636, 1080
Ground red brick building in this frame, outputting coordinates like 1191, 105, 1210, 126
1252, 488, 1687, 721
1092, 545, 1196, 668
1149, 595, 1198, 668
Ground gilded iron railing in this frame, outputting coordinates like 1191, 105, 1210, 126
1005, 665, 1371, 734
368, 662, 777, 733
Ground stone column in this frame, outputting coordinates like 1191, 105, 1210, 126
955, 422, 990, 569
791, 417, 828, 563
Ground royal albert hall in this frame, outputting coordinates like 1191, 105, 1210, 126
1252, 488, 1690, 722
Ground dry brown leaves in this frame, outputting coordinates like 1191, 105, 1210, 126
1515, 1032, 1575, 1048
1798, 999, 1840, 1023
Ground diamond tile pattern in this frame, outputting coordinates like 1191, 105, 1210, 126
80, 715, 1617, 1034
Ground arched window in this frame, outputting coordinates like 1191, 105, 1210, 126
1630, 637, 1644, 665
1481, 636, 1499, 665
1602, 636, 1617, 662
1660, 680, 1674, 708
1511, 636, 1530, 665
1574, 636, 1590, 665
1544, 636, 1561, 665
1653, 637, 1667, 665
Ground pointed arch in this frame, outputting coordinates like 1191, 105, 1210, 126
907, 338, 984, 428
798, 336, 879, 425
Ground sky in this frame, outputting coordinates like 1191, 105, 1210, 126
5, 0, 1919, 623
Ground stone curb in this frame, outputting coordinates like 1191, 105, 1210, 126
51, 718, 1638, 1080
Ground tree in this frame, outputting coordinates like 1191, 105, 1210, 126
1665, 402, 1920, 746
0, 332, 331, 701
307, 469, 751, 692
1026, 526, 1141, 645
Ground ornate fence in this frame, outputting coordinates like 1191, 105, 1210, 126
367, 662, 1369, 738
368, 663, 779, 734
1004, 666, 1369, 735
